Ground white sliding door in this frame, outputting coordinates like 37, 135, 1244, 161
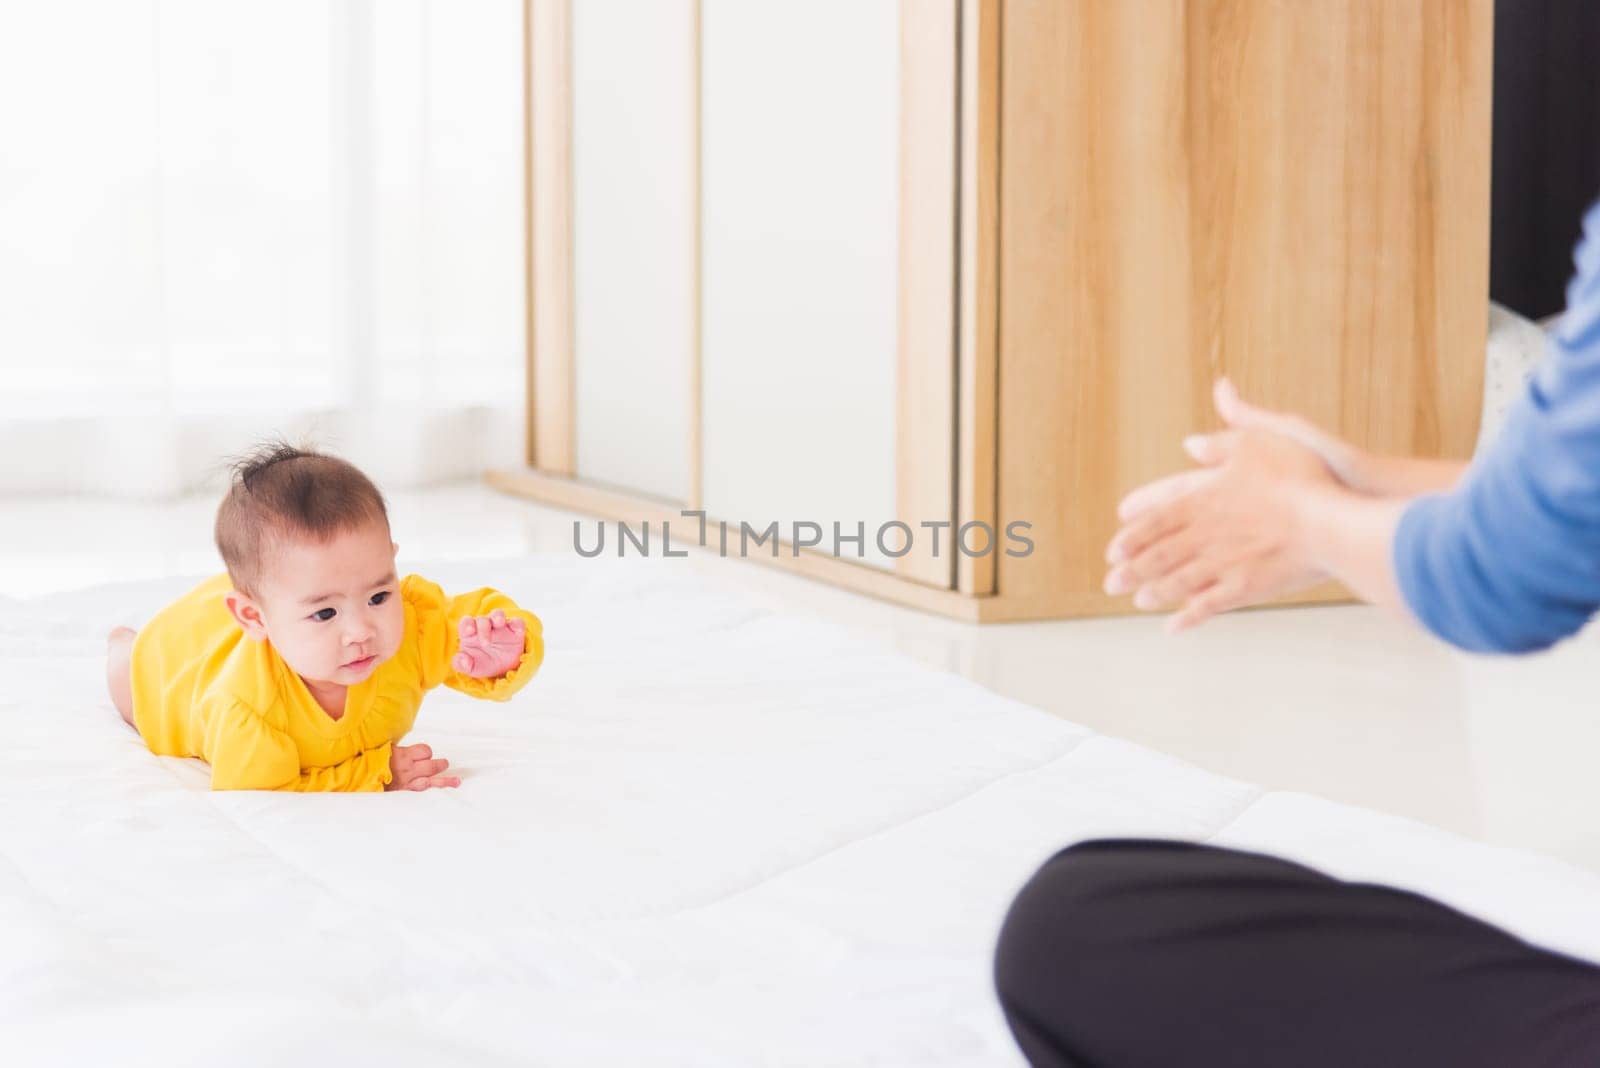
699, 0, 901, 568
571, 0, 697, 502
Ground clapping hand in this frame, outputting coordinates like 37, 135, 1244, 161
1104, 380, 1337, 633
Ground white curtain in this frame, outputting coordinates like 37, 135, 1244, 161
0, 0, 525, 497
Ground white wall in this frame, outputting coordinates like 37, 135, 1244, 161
0, 0, 524, 495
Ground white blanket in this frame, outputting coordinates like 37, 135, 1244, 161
6, 557, 1599, 1067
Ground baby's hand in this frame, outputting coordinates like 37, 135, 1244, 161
386, 742, 460, 791
452, 609, 526, 679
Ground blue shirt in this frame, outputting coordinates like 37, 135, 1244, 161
1395, 200, 1600, 653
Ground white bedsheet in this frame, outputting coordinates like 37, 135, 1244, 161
6, 556, 1600, 1067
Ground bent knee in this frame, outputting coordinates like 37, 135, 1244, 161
995, 840, 1208, 1003
994, 840, 1223, 1065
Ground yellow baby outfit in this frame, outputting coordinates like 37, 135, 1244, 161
129, 574, 543, 791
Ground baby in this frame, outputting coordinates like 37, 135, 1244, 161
104, 443, 544, 792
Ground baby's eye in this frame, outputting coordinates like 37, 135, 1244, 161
370, 591, 392, 606
310, 607, 336, 623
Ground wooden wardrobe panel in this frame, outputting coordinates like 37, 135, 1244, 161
527, 0, 576, 475
956, 0, 1000, 597
995, 0, 1492, 615
895, 0, 961, 589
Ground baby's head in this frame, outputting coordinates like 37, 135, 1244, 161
215, 442, 404, 688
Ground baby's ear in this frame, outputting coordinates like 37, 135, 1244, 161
223, 591, 270, 641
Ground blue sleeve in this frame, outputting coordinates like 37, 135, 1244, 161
1394, 200, 1600, 653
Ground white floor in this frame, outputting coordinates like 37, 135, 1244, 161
5, 481, 1598, 875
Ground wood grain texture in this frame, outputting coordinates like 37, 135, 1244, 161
994, 0, 1492, 616
895, 0, 961, 589
528, 0, 576, 475
523, 0, 536, 465
956, 0, 1000, 597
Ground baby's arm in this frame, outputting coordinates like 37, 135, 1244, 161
204, 700, 398, 792
451, 609, 526, 679
406, 577, 544, 700
286, 746, 395, 792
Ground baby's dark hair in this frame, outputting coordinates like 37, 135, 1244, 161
215, 440, 389, 595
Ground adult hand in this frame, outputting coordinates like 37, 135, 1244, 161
1177, 378, 1366, 484
1104, 393, 1338, 633
1182, 378, 1463, 497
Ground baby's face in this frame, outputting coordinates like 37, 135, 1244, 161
238, 521, 405, 688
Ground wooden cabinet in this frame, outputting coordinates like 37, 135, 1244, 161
493, 0, 1492, 622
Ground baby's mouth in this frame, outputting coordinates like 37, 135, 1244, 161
343, 653, 377, 670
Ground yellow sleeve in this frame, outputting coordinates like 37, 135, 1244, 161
202, 700, 393, 792
403, 574, 545, 701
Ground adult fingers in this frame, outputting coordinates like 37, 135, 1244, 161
1215, 377, 1327, 453
1164, 574, 1248, 634
1111, 528, 1202, 598
1134, 553, 1222, 611
1215, 378, 1280, 431
1116, 469, 1210, 525
1106, 498, 1190, 572
1105, 494, 1194, 583
1181, 431, 1240, 467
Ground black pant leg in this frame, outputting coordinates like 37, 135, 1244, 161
994, 839, 1600, 1068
